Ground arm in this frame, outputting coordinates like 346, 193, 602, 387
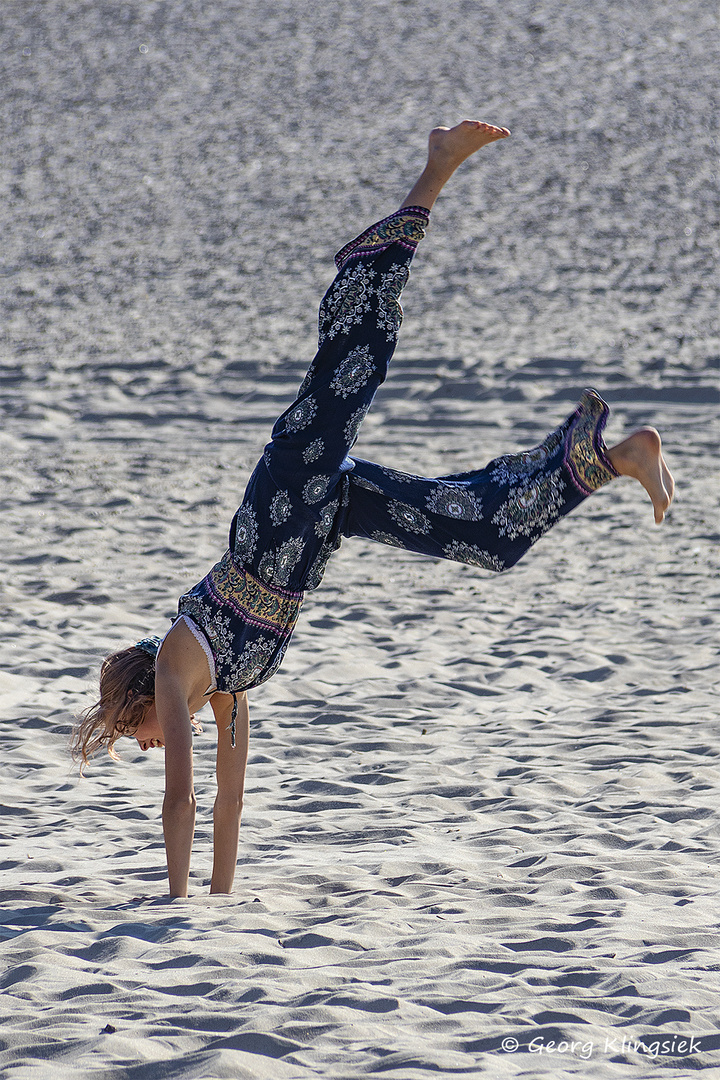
209, 691, 249, 894
155, 664, 196, 898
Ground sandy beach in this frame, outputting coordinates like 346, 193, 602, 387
1, 0, 718, 1076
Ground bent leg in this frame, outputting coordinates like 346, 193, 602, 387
341, 390, 620, 571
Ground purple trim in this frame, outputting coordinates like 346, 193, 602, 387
579, 388, 620, 479
334, 206, 430, 270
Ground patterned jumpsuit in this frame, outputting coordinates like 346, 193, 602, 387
177, 207, 618, 694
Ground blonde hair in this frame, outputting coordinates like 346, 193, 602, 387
72, 645, 156, 769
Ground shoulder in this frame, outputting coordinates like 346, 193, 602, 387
156, 618, 213, 703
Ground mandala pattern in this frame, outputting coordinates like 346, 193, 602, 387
490, 427, 565, 485
426, 485, 484, 521
269, 490, 291, 526
388, 500, 431, 535
232, 504, 259, 560
315, 498, 339, 539
302, 438, 325, 465
303, 474, 332, 505
258, 536, 306, 587
350, 474, 384, 494
443, 541, 505, 572
329, 345, 376, 398
492, 469, 567, 540
370, 530, 406, 548
286, 396, 317, 433
344, 405, 368, 448
318, 263, 375, 343
375, 263, 410, 341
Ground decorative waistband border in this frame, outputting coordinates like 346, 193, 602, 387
206, 552, 304, 639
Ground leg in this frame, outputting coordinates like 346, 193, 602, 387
273, 118, 511, 477
340, 391, 674, 573
234, 203, 429, 591
262, 118, 511, 489
233, 120, 511, 592
396, 123, 674, 529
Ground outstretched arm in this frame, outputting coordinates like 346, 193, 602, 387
154, 617, 219, 897
156, 665, 196, 898
210, 691, 249, 894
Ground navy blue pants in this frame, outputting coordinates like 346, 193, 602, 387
230, 206, 618, 594
180, 207, 620, 692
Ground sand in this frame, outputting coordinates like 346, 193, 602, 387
1, 0, 718, 1076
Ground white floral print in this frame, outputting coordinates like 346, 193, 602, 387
330, 345, 376, 399
269, 490, 292, 526
259, 536, 305, 587
388, 500, 431, 535
303, 475, 332, 505
443, 541, 505, 571
492, 469, 567, 540
426, 485, 484, 521
302, 438, 325, 464
286, 396, 317, 433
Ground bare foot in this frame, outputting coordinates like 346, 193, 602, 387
427, 119, 511, 171
607, 428, 675, 524
401, 119, 510, 211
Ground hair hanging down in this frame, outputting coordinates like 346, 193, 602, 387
72, 645, 156, 769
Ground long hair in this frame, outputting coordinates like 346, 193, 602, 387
72, 645, 156, 769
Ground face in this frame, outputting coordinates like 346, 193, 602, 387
131, 704, 199, 750
133, 703, 165, 751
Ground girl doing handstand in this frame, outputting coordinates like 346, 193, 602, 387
74, 121, 674, 897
